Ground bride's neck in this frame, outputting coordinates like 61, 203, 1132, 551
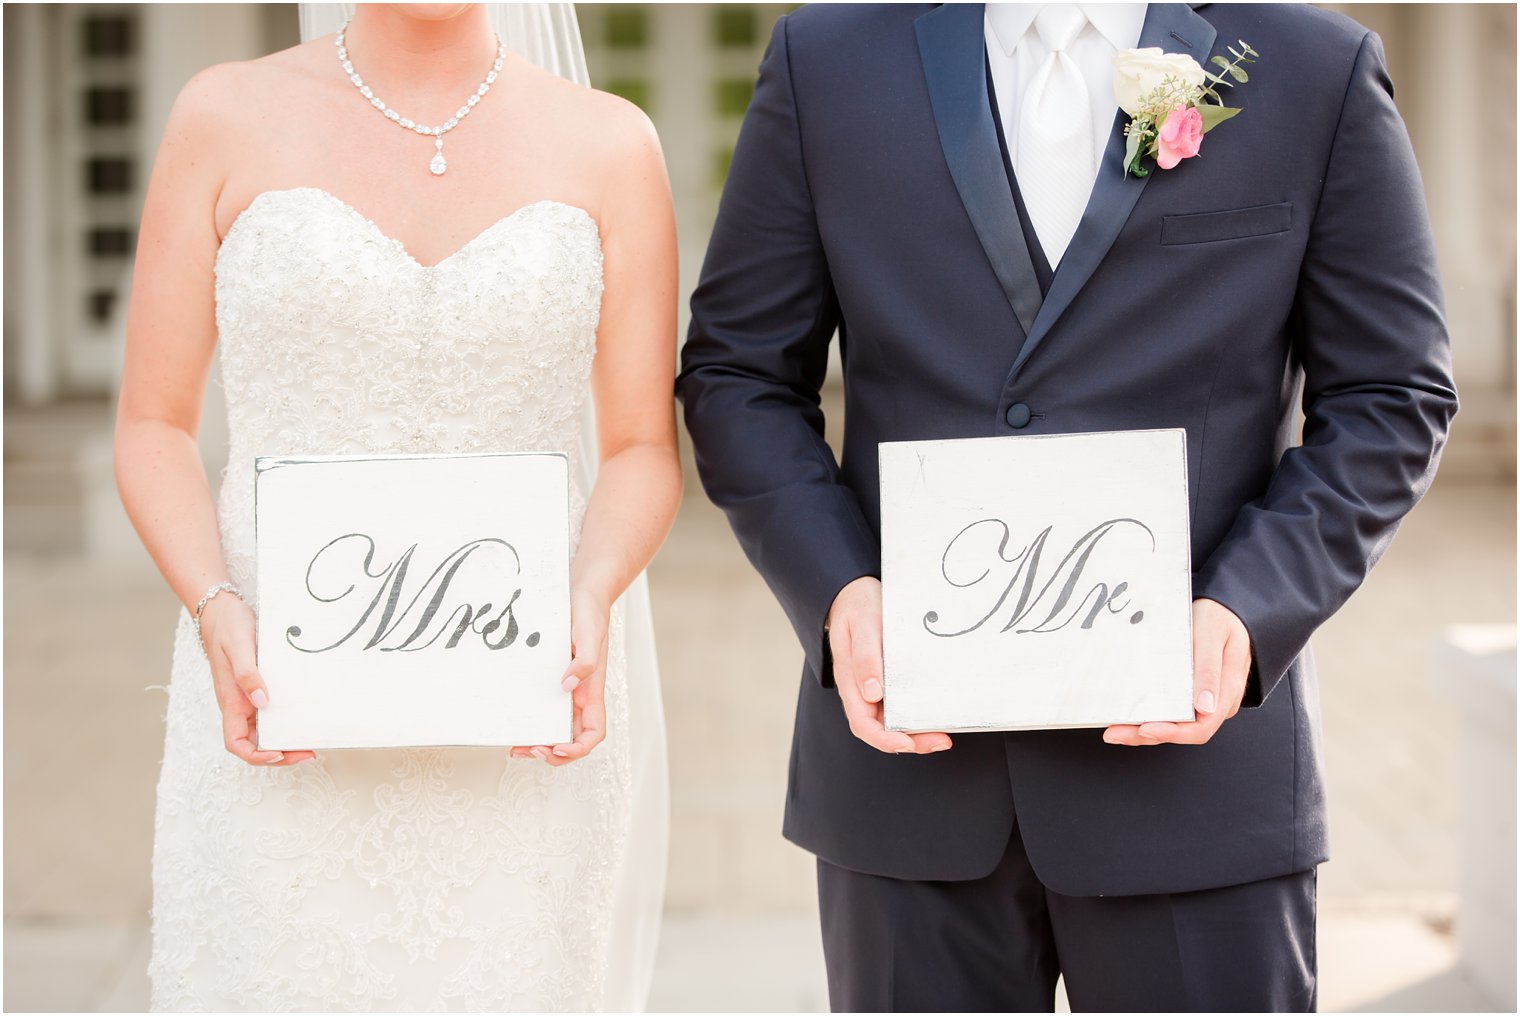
342, 4, 497, 87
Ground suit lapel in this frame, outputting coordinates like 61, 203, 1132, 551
1005, 3, 1218, 380
916, 2, 1042, 338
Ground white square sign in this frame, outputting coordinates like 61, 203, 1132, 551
254, 452, 572, 750
880, 430, 1194, 732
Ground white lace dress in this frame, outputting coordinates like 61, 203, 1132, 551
148, 187, 669, 1012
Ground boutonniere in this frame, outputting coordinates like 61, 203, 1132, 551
1112, 41, 1259, 178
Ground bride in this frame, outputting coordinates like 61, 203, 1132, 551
113, 3, 680, 1010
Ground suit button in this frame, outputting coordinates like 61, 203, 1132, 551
1005, 403, 1032, 428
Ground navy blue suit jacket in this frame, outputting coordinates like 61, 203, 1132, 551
676, 3, 1457, 894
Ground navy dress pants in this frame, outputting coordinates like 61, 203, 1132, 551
817, 823, 1316, 1013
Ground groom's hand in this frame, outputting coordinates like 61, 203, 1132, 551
1103, 598, 1252, 746
827, 577, 953, 755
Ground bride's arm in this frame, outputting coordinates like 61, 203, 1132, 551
530, 102, 682, 765
113, 68, 311, 767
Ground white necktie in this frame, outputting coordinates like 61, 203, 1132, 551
1016, 5, 1094, 267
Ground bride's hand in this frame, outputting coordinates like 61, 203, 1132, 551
198, 594, 316, 767
514, 587, 609, 766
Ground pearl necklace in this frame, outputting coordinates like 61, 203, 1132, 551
335, 20, 505, 177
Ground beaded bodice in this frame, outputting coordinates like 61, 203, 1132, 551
211, 187, 603, 591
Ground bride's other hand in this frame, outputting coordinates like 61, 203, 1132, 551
199, 594, 315, 767
515, 587, 609, 766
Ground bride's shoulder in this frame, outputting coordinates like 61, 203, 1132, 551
581, 87, 663, 166
518, 59, 663, 165
165, 41, 334, 143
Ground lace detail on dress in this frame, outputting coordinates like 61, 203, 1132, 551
148, 188, 634, 1012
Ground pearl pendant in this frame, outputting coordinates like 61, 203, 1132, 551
429, 152, 447, 176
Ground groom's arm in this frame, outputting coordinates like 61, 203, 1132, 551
1191, 31, 1458, 707
676, 15, 876, 690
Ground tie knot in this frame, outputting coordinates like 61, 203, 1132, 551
1034, 4, 1086, 53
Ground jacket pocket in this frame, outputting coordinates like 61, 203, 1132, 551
1161, 202, 1293, 245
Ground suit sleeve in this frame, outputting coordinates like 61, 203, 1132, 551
675, 15, 877, 688
1192, 31, 1459, 706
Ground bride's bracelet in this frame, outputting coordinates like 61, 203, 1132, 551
193, 581, 246, 646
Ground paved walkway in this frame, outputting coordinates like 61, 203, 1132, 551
3, 400, 1511, 1011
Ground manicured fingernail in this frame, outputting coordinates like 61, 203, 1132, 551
552, 746, 569, 757
531, 747, 550, 761
264, 752, 284, 764
932, 743, 951, 752
1196, 690, 1217, 714
862, 678, 883, 699
561, 675, 581, 692
250, 689, 269, 709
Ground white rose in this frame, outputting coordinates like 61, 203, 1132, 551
1112, 47, 1207, 116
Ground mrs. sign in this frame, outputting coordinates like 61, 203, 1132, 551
254, 452, 572, 750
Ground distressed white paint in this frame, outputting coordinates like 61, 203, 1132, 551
254, 453, 572, 749
880, 430, 1194, 732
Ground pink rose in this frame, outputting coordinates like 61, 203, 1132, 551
1156, 105, 1203, 170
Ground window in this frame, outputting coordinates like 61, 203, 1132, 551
85, 87, 133, 126
88, 227, 134, 257
606, 8, 648, 49
712, 147, 734, 189
605, 78, 650, 111
714, 7, 757, 48
714, 78, 754, 117
81, 15, 133, 57
88, 289, 117, 324
86, 158, 133, 194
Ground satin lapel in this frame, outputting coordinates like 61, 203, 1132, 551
915, 2, 1041, 338
1005, 3, 1217, 380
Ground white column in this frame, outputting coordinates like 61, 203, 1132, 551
649, 5, 712, 343
1323, 4, 1515, 477
1401, 7, 1513, 394
137, 4, 267, 136
1433, 624, 1517, 1011
138, 2, 266, 464
3, 6, 58, 405
85, 3, 272, 561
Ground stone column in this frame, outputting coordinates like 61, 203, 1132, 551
3, 6, 58, 405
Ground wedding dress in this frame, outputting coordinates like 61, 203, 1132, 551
147, 187, 669, 1012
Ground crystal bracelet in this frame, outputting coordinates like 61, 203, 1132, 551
193, 581, 246, 646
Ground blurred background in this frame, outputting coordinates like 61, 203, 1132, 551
3, 3, 1515, 1011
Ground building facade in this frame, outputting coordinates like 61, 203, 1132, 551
4, 3, 1514, 472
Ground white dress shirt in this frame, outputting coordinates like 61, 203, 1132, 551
985, 4, 1148, 195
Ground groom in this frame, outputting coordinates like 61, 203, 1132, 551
677, 3, 1456, 1011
